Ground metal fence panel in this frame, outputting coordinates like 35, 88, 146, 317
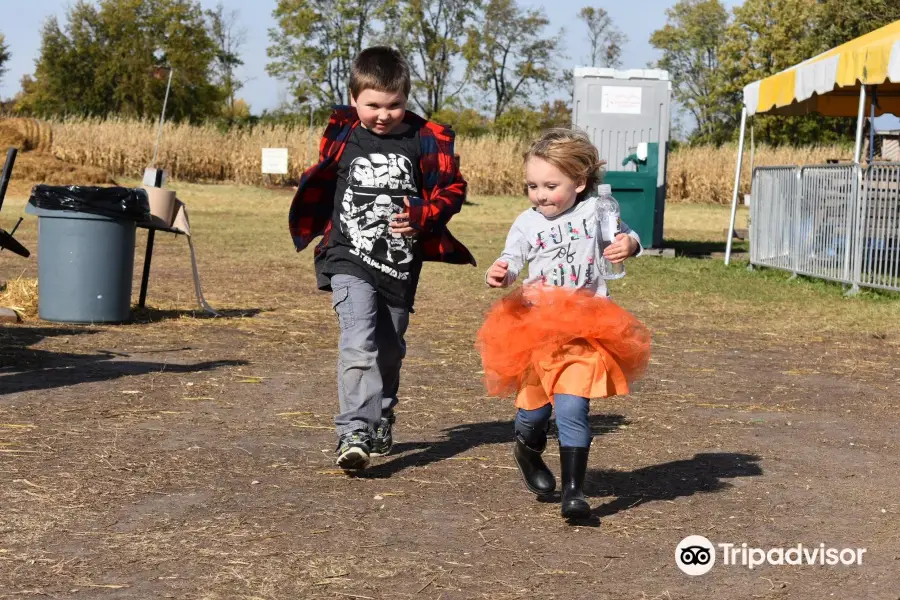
792, 165, 859, 283
750, 163, 900, 293
855, 164, 900, 292
750, 167, 798, 270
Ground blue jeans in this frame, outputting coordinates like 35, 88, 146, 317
514, 394, 592, 448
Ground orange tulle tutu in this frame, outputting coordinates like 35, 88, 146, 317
476, 286, 651, 410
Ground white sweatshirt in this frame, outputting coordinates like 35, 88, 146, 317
495, 197, 642, 297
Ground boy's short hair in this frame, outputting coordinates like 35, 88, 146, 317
349, 46, 411, 100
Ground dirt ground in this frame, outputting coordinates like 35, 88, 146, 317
2, 186, 899, 599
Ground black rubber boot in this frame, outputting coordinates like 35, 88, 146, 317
513, 433, 556, 495
559, 446, 591, 519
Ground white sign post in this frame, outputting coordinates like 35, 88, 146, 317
262, 148, 289, 175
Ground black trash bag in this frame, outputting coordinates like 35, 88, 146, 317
29, 185, 151, 222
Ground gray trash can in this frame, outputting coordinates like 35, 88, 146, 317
25, 203, 138, 324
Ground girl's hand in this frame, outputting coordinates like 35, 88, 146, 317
603, 233, 638, 264
486, 260, 509, 287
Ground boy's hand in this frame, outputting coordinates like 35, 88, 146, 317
486, 260, 510, 288
389, 197, 417, 237
603, 233, 639, 264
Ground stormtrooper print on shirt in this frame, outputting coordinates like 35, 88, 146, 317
316, 123, 425, 309
340, 153, 418, 268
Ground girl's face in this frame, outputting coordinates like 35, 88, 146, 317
525, 157, 586, 218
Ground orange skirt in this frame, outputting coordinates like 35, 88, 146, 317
476, 286, 651, 410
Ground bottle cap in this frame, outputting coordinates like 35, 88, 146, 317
598, 184, 612, 195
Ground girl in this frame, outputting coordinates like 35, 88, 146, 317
478, 128, 651, 521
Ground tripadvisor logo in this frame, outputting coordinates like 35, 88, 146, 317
676, 536, 866, 575
676, 536, 716, 576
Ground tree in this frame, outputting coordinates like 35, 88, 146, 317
207, 2, 247, 114
719, 0, 839, 145
267, 0, 393, 107
492, 105, 543, 136
19, 0, 221, 121
0, 33, 9, 88
577, 7, 627, 68
814, 0, 900, 52
227, 98, 251, 120
539, 99, 572, 129
430, 106, 491, 137
650, 0, 732, 145
464, 0, 563, 120
812, 0, 900, 144
391, 0, 479, 117
489, 101, 572, 137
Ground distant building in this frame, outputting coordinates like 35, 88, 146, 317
864, 129, 900, 162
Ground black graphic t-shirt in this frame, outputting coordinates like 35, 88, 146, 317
316, 124, 424, 308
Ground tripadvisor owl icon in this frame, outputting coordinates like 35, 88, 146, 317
676, 535, 716, 576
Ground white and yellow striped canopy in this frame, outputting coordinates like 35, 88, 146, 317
743, 20, 900, 117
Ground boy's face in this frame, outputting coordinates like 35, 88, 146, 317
351, 88, 407, 135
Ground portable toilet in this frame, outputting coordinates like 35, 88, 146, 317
572, 68, 672, 248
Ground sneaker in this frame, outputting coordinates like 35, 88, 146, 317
370, 414, 395, 457
336, 431, 372, 470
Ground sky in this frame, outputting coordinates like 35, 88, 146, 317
0, 0, 745, 114
3, 0, 896, 130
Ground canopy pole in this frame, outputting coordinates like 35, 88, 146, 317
854, 86, 868, 164
749, 121, 756, 174
725, 105, 748, 266
869, 86, 878, 162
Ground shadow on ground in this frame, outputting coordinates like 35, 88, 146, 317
0, 325, 247, 395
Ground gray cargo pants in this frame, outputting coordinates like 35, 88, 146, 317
330, 273, 409, 438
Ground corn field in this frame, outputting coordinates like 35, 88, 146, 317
50, 117, 322, 186
666, 144, 852, 204
45, 117, 853, 203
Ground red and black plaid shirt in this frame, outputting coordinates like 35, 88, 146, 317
288, 106, 476, 266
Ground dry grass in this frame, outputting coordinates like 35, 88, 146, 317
12, 154, 114, 187
667, 144, 853, 204
0, 118, 53, 153
454, 135, 527, 196
662, 202, 749, 242
2, 183, 894, 339
0, 121, 27, 149
1, 117, 113, 195
45, 117, 854, 203
51, 117, 320, 186
45, 117, 564, 193
0, 276, 38, 320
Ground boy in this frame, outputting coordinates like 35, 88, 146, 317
289, 46, 475, 470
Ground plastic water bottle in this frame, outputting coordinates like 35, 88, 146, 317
595, 184, 625, 280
